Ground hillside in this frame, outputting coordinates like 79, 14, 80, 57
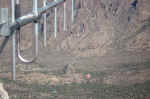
45, 0, 150, 57
0, 0, 150, 99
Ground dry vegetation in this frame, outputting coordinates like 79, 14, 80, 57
0, 0, 150, 99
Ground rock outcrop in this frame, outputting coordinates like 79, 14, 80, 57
0, 83, 9, 99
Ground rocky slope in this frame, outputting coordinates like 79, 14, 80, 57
46, 0, 150, 57
0, 0, 150, 57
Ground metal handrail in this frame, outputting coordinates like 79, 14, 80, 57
0, 0, 65, 37
0, 0, 65, 54
0, 0, 73, 80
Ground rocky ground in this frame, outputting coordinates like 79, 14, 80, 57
0, 48, 150, 99
0, 0, 150, 99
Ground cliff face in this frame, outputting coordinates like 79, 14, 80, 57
0, 0, 150, 57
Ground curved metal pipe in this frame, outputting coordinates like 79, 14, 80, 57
17, 30, 37, 63
16, 0, 38, 63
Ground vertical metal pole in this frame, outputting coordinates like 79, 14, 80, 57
72, 0, 74, 23
33, 0, 38, 57
54, 0, 57, 38
63, 2, 66, 31
43, 0, 47, 47
11, 0, 16, 80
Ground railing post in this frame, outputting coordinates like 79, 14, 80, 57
63, 1, 66, 31
43, 0, 47, 47
33, 0, 39, 57
72, 0, 74, 23
54, 0, 57, 38
11, 0, 16, 81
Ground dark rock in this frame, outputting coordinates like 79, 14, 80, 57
63, 64, 76, 75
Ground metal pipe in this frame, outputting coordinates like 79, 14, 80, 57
43, 0, 47, 47
54, 0, 57, 38
63, 2, 66, 31
0, 0, 65, 55
15, 0, 36, 63
0, 0, 66, 81
33, 0, 39, 58
38, 0, 65, 14
0, 0, 65, 38
11, 0, 16, 80
72, 0, 74, 22
17, 0, 65, 63
17, 32, 37, 63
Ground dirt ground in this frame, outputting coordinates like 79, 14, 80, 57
0, 48, 150, 99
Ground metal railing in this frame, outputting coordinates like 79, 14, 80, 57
0, 0, 75, 80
